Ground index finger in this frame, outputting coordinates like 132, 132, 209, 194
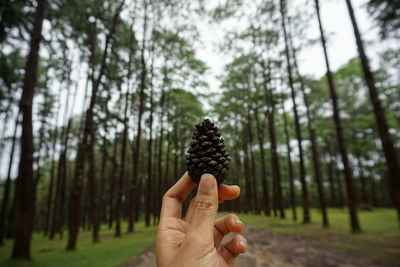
160, 172, 196, 219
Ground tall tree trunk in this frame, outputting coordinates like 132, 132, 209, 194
0, 101, 13, 169
352, 134, 370, 208
87, 123, 99, 242
242, 127, 253, 213
48, 79, 73, 239
98, 136, 109, 224
115, 82, 129, 237
48, 101, 61, 239
128, 0, 148, 232
66, 1, 124, 250
164, 130, 172, 194
145, 46, 155, 227
325, 138, 337, 207
280, 100, 297, 221
253, 106, 270, 216
314, 0, 361, 232
11, 0, 46, 259
345, 0, 400, 222
280, 0, 310, 224
246, 109, 261, 214
108, 138, 118, 229
233, 148, 243, 213
0, 113, 19, 245
155, 88, 166, 222
98, 88, 112, 225
288, 27, 329, 227
259, 60, 284, 218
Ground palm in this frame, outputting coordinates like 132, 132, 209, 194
156, 173, 245, 267
159, 216, 233, 267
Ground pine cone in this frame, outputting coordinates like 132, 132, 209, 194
186, 119, 230, 184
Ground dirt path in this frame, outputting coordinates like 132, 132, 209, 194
122, 224, 398, 267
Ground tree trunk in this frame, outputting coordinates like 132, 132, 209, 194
259, 60, 284, 218
155, 88, 166, 222
280, 100, 297, 221
11, 0, 46, 259
115, 82, 130, 237
246, 109, 261, 214
288, 27, 328, 227
352, 135, 370, 208
87, 123, 99, 242
145, 49, 155, 227
108, 139, 118, 229
0, 113, 19, 245
98, 87, 112, 225
314, 0, 361, 232
280, 0, 310, 224
98, 135, 109, 224
345, 0, 400, 222
325, 138, 337, 207
253, 106, 270, 216
128, 0, 148, 232
66, 1, 124, 250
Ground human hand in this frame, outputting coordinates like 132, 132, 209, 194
156, 172, 247, 267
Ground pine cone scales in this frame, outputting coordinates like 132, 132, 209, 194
186, 119, 230, 184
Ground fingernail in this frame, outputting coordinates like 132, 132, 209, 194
234, 217, 243, 225
198, 174, 215, 193
239, 240, 247, 249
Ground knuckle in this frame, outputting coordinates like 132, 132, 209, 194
194, 198, 215, 214
228, 213, 237, 221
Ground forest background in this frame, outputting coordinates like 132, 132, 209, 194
0, 0, 399, 265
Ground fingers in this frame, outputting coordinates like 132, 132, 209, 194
160, 172, 196, 219
218, 184, 240, 203
219, 235, 247, 266
187, 174, 219, 238
213, 214, 244, 247
185, 197, 197, 223
185, 184, 240, 223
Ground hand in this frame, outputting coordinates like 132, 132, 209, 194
156, 172, 247, 267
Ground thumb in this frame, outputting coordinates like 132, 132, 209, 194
188, 174, 218, 237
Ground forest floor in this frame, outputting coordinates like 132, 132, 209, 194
1, 209, 399, 267
123, 209, 400, 267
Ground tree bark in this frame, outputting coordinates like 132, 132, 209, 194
325, 138, 337, 207
253, 106, 271, 216
246, 109, 261, 213
87, 122, 99, 242
11, 0, 46, 259
315, 0, 361, 232
260, 60, 284, 219
66, 0, 124, 250
145, 45, 155, 226
115, 82, 130, 237
242, 124, 253, 213
280, 0, 310, 224
108, 138, 118, 229
280, 100, 297, 221
345, 0, 400, 222
288, 27, 328, 227
128, 0, 148, 232
0, 113, 19, 245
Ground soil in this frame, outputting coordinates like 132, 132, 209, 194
121, 224, 399, 267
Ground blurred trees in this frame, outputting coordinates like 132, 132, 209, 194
0, 0, 399, 260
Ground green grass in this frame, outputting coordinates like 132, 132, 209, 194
0, 221, 157, 267
229, 208, 400, 261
